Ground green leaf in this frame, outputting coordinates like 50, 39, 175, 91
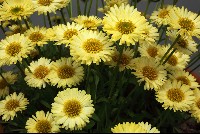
84, 120, 95, 130
40, 100, 51, 109
91, 113, 101, 122
96, 97, 109, 103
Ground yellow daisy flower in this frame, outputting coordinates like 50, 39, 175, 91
72, 15, 102, 30
131, 57, 167, 91
51, 88, 95, 131
98, 0, 129, 13
70, 30, 114, 65
0, 33, 34, 65
5, 24, 27, 36
53, 23, 84, 46
0, 0, 35, 21
169, 69, 200, 89
168, 6, 200, 39
138, 43, 162, 59
32, 0, 61, 15
24, 26, 49, 47
25, 110, 60, 133
139, 23, 159, 45
48, 57, 84, 88
150, 5, 174, 26
160, 45, 190, 71
0, 71, 18, 98
0, 92, 29, 121
111, 122, 160, 133
156, 79, 195, 112
166, 30, 198, 55
57, 0, 70, 9
190, 88, 200, 123
24, 57, 52, 89
102, 3, 148, 45
105, 47, 135, 72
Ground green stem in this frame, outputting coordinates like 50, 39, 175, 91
36, 45, 43, 57
144, 0, 151, 16
157, 26, 166, 43
70, 0, 73, 18
101, 0, 104, 7
60, 9, 66, 25
77, 0, 82, 15
23, 18, 30, 29
86, 65, 91, 94
87, 0, 93, 16
23, 58, 31, 73
17, 19, 23, 34
160, 34, 181, 64
84, 0, 88, 15
160, 0, 164, 8
95, 0, 98, 16
162, 48, 177, 65
16, 61, 25, 77
43, 14, 47, 27
134, 0, 137, 7
134, 42, 139, 58
47, 12, 52, 28
173, 0, 178, 5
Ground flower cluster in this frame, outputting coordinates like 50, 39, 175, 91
0, 0, 200, 133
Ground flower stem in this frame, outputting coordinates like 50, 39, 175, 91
16, 61, 25, 77
84, 0, 88, 15
47, 12, 52, 28
23, 18, 30, 29
95, 0, 98, 16
70, 0, 73, 18
60, 8, 66, 25
134, 42, 139, 58
86, 65, 91, 94
87, 0, 93, 16
144, 0, 151, 17
43, 14, 47, 27
17, 19, 23, 34
77, 0, 82, 15
162, 48, 177, 65
173, 0, 178, 5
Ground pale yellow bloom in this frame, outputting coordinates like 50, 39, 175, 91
190, 88, 200, 123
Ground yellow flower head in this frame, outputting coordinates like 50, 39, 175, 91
102, 3, 148, 46
51, 88, 95, 131
25, 110, 60, 133
156, 79, 195, 112
5, 24, 27, 36
0, 92, 29, 121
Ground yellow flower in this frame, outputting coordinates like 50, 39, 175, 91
156, 79, 195, 112
111, 122, 160, 133
24, 57, 52, 89
51, 88, 95, 131
168, 6, 200, 39
48, 57, 84, 88
24, 26, 49, 47
53, 23, 84, 46
169, 69, 200, 89
70, 30, 114, 65
32, 0, 61, 15
150, 5, 174, 26
166, 30, 198, 55
0, 92, 29, 121
25, 110, 60, 133
190, 88, 200, 123
0, 71, 18, 98
0, 0, 35, 21
132, 57, 167, 91
102, 3, 148, 45
0, 33, 34, 66
105, 47, 135, 72
5, 24, 27, 36
57, 0, 70, 9
72, 15, 102, 30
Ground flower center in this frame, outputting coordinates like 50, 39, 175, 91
5, 42, 22, 56
158, 9, 169, 18
167, 55, 178, 66
0, 79, 7, 89
5, 99, 19, 111
63, 99, 82, 118
116, 20, 135, 34
142, 66, 158, 80
177, 38, 188, 48
63, 29, 78, 40
167, 88, 184, 102
147, 46, 158, 58
196, 98, 200, 109
83, 20, 96, 28
83, 38, 103, 53
178, 18, 195, 31
33, 65, 50, 79
38, 0, 53, 6
29, 32, 44, 42
176, 76, 190, 86
112, 54, 130, 66
57, 65, 75, 79
10, 6, 24, 15
35, 120, 52, 133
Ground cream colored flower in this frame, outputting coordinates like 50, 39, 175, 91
0, 71, 18, 98
51, 88, 95, 131
132, 57, 167, 91
48, 57, 84, 88
102, 4, 148, 46
25, 110, 60, 133
24, 57, 52, 89
0, 92, 29, 121
156, 79, 195, 112
190, 88, 200, 123
5, 24, 27, 36
70, 30, 114, 65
